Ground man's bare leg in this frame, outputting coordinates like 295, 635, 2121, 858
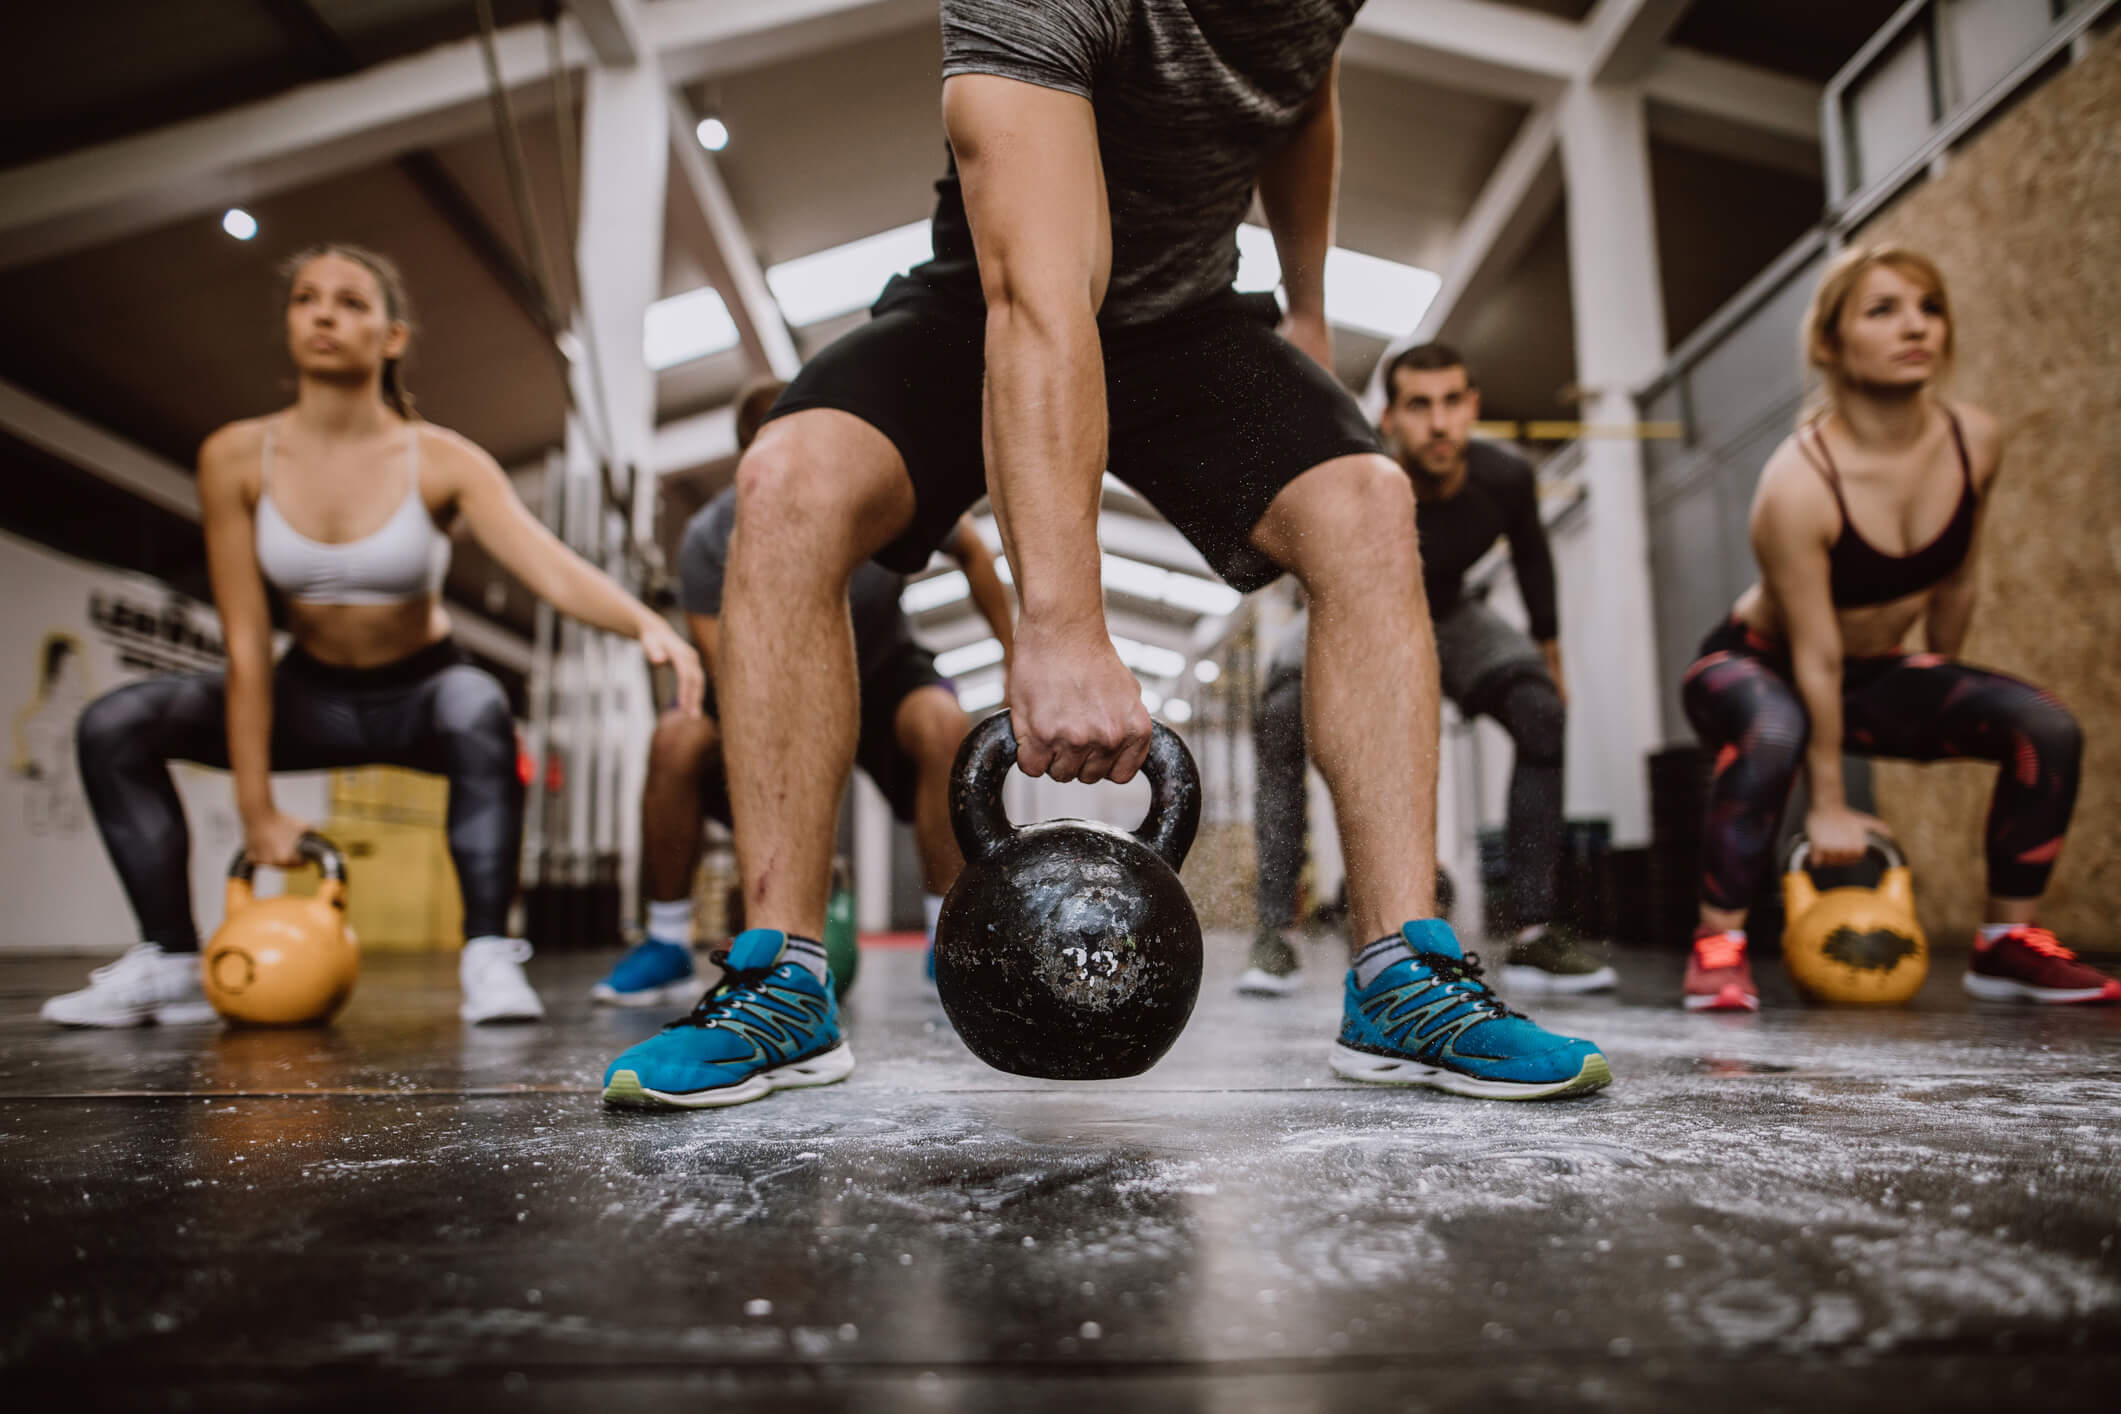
639, 711, 722, 905
1249, 453, 1438, 951
893, 684, 974, 894
723, 411, 916, 939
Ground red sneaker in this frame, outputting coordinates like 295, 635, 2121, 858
1963, 927, 2121, 1005
1684, 930, 1760, 1012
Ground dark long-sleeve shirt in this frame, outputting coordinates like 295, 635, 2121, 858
1416, 442, 1559, 642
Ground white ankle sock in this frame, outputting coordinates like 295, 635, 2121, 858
1977, 923, 2021, 947
646, 899, 693, 947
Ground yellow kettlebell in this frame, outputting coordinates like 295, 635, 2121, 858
1781, 832, 1928, 1005
202, 832, 360, 1026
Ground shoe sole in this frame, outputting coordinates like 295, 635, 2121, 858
589, 978, 703, 1008
1236, 967, 1301, 997
1329, 1044, 1612, 1101
1962, 972, 2120, 1005
43, 1000, 220, 1028
1683, 991, 1760, 1012
602, 1044, 856, 1111
1501, 964, 1618, 995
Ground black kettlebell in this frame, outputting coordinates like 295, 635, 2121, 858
934, 710, 1204, 1080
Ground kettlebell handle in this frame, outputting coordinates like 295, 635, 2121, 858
227, 832, 348, 886
950, 710, 1202, 872
1784, 829, 1905, 876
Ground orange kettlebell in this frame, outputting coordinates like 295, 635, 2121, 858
202, 833, 360, 1026
1781, 832, 1928, 1005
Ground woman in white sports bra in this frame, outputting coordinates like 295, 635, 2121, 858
45, 245, 703, 1029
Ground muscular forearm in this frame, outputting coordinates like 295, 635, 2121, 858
982, 299, 1107, 633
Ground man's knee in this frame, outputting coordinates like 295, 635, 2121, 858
648, 709, 721, 778
1493, 674, 1565, 767
732, 414, 909, 569
1265, 455, 1417, 582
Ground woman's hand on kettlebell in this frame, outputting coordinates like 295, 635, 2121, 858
243, 809, 311, 869
1805, 804, 1887, 868
1007, 620, 1151, 785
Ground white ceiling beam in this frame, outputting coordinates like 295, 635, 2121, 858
569, 0, 648, 66
0, 377, 531, 671
1344, 0, 1583, 103
1584, 0, 1694, 85
1361, 103, 1562, 414
1644, 48, 1821, 143
666, 92, 802, 380
0, 18, 589, 272
649, 0, 938, 86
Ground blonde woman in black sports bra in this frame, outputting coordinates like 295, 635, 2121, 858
1677, 245, 2107, 1013
44, 245, 701, 1029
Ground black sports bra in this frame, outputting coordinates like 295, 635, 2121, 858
1799, 410, 1978, 609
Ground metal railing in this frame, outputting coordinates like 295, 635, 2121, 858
1823, 0, 2114, 230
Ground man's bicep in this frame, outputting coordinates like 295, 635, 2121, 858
943, 74, 1110, 311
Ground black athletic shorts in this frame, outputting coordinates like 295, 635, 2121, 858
761, 276, 1383, 593
700, 642, 950, 826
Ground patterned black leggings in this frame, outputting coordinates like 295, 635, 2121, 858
1681, 619, 2080, 910
76, 639, 523, 950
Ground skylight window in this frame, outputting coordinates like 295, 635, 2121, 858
1234, 225, 1440, 339
766, 220, 934, 328
643, 286, 738, 371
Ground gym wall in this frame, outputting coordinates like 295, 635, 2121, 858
0, 529, 330, 952
1859, 26, 2121, 949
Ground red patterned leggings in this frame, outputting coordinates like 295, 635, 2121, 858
1680, 618, 2080, 910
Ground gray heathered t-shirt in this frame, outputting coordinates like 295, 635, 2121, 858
678, 488, 916, 686
922, 0, 1362, 327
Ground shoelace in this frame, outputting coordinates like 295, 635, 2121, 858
2001, 925, 2076, 961
1418, 950, 1524, 1021
670, 949, 779, 1031
1695, 932, 1747, 970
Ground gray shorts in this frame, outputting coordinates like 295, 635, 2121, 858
1433, 599, 1547, 715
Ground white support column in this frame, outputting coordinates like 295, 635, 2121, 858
1557, 79, 1667, 848
572, 56, 670, 923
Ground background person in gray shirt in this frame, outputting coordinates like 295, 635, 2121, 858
1247, 345, 1615, 1000
590, 380, 1014, 1008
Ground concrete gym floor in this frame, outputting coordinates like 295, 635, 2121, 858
2, 934, 2118, 1410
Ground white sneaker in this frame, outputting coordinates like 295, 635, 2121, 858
460, 937, 545, 1024
41, 944, 219, 1028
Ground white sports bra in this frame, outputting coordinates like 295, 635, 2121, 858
253, 421, 450, 605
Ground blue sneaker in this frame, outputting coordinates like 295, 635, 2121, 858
602, 929, 853, 1110
589, 938, 701, 1008
1332, 920, 1612, 1100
